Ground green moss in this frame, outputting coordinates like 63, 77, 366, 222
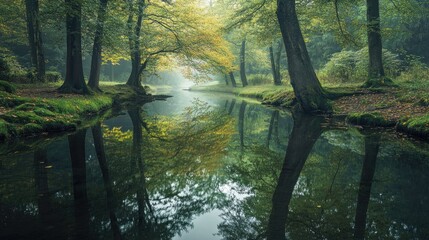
347, 112, 395, 127
22, 123, 43, 134
0, 119, 9, 139
398, 114, 429, 139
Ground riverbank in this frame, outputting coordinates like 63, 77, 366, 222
190, 81, 429, 140
0, 82, 158, 141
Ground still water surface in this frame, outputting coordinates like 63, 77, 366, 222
1, 90, 429, 239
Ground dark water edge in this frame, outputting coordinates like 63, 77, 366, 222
1, 91, 428, 240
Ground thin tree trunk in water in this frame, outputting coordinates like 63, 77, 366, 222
25, 0, 45, 81
353, 134, 380, 239
92, 123, 122, 240
267, 110, 279, 147
34, 148, 53, 231
238, 101, 247, 152
69, 129, 90, 239
228, 99, 236, 115
364, 0, 386, 87
59, 0, 89, 94
240, 40, 248, 87
276, 0, 330, 112
229, 72, 237, 87
267, 113, 323, 240
126, 0, 146, 91
88, 0, 109, 91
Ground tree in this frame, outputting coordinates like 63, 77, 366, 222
88, 0, 109, 91
363, 0, 386, 87
229, 71, 237, 87
59, 0, 89, 94
239, 40, 249, 87
269, 39, 282, 85
126, 0, 146, 90
276, 0, 331, 113
24, 0, 45, 81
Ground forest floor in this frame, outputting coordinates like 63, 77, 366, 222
190, 81, 429, 140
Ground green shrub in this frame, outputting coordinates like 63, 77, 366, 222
396, 56, 429, 86
0, 80, 16, 93
45, 71, 62, 82
320, 47, 402, 83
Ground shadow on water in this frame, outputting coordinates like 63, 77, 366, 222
1, 92, 429, 240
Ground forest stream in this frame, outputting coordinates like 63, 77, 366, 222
1, 90, 429, 240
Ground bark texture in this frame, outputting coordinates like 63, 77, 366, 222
364, 0, 386, 87
276, 0, 330, 112
239, 40, 248, 87
126, 0, 147, 92
25, 0, 45, 81
229, 72, 237, 87
59, 0, 89, 94
88, 0, 109, 91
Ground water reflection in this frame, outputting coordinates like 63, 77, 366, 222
267, 112, 324, 240
1, 93, 429, 240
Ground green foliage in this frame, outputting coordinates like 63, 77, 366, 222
247, 74, 272, 85
320, 48, 402, 83
45, 71, 62, 82
0, 80, 16, 93
0, 51, 27, 82
396, 56, 429, 84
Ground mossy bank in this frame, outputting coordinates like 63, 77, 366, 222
190, 83, 429, 141
0, 83, 155, 141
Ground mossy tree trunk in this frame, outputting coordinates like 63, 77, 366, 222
239, 40, 248, 87
276, 0, 330, 113
25, 0, 45, 81
126, 0, 147, 93
229, 72, 237, 87
59, 0, 89, 94
364, 0, 386, 87
88, 0, 109, 91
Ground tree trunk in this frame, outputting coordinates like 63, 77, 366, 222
228, 99, 236, 115
275, 40, 283, 84
126, 0, 147, 92
59, 0, 89, 94
224, 74, 229, 85
239, 40, 248, 87
353, 134, 380, 239
91, 123, 122, 240
229, 72, 237, 87
364, 0, 386, 87
267, 113, 323, 240
276, 0, 330, 113
25, 0, 45, 81
88, 0, 109, 91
